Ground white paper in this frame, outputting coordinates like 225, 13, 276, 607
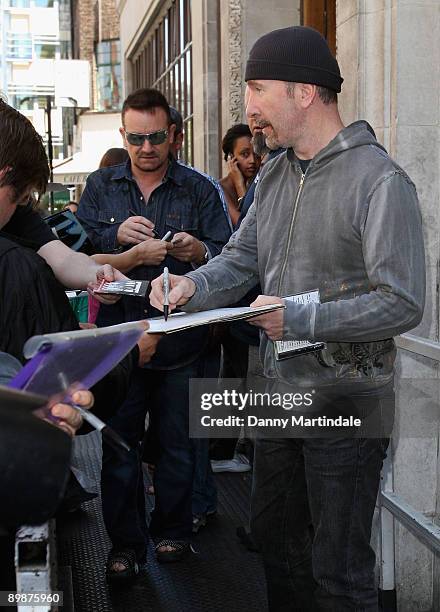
147, 304, 284, 334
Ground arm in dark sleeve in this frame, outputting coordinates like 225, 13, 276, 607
0, 243, 79, 362
1, 203, 56, 250
0, 407, 71, 528
196, 181, 232, 259
77, 175, 120, 253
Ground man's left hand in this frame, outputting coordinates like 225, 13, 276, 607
248, 295, 285, 341
88, 264, 129, 305
137, 329, 163, 366
170, 232, 206, 264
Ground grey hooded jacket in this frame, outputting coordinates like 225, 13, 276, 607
185, 121, 425, 389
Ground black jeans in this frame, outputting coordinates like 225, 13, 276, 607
250, 386, 393, 611
101, 360, 200, 562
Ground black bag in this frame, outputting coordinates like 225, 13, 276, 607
43, 210, 94, 254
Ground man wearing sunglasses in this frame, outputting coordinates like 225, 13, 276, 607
77, 88, 231, 580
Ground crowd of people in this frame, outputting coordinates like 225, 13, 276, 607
0, 25, 426, 611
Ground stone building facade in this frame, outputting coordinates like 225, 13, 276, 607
116, 1, 439, 609
72, 0, 121, 110
117, 0, 300, 176
338, 3, 439, 608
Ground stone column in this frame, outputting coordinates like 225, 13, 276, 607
218, 0, 300, 177
192, 0, 222, 178
337, 2, 440, 609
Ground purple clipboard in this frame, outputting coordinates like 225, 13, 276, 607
9, 321, 146, 397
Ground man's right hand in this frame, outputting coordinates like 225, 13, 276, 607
117, 216, 155, 245
133, 239, 170, 266
150, 274, 196, 313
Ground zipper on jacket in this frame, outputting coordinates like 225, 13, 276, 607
277, 170, 306, 295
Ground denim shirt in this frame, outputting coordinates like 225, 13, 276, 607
177, 160, 234, 232
77, 158, 232, 370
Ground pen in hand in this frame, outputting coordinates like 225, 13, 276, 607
163, 266, 170, 321
72, 403, 131, 453
55, 372, 131, 453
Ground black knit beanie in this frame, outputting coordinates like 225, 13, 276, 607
245, 26, 343, 93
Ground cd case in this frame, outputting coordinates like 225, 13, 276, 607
275, 290, 326, 360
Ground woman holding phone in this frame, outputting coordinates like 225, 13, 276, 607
219, 124, 260, 227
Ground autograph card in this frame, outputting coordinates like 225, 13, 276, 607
94, 280, 149, 297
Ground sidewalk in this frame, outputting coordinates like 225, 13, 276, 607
56, 432, 267, 612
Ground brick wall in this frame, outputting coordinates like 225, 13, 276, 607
72, 0, 95, 63
100, 0, 120, 41
72, 0, 120, 109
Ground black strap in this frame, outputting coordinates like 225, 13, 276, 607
107, 549, 137, 570
155, 539, 186, 552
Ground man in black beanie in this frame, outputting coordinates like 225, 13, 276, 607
150, 26, 425, 610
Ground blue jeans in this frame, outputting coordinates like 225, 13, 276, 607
191, 341, 219, 516
101, 360, 200, 562
250, 386, 393, 611
192, 438, 217, 516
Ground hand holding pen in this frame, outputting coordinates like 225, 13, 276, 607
117, 210, 155, 245
163, 266, 170, 321
53, 373, 132, 453
71, 402, 131, 452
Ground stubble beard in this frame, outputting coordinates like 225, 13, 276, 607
134, 155, 167, 174
264, 129, 281, 150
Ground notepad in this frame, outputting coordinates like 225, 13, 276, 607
147, 303, 284, 334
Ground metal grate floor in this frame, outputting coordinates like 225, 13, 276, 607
57, 432, 268, 612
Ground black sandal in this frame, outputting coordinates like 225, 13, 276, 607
155, 539, 190, 563
106, 548, 139, 584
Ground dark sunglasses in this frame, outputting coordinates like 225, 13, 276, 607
125, 129, 168, 146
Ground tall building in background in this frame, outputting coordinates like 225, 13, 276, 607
53, 0, 123, 189
128, 0, 193, 164
0, 0, 65, 159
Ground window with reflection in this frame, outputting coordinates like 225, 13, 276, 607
95, 39, 122, 111
8, 33, 32, 60
131, 0, 193, 164
9, 0, 30, 7
34, 0, 55, 7
34, 43, 58, 59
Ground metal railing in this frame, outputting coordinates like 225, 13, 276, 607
379, 332, 440, 604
